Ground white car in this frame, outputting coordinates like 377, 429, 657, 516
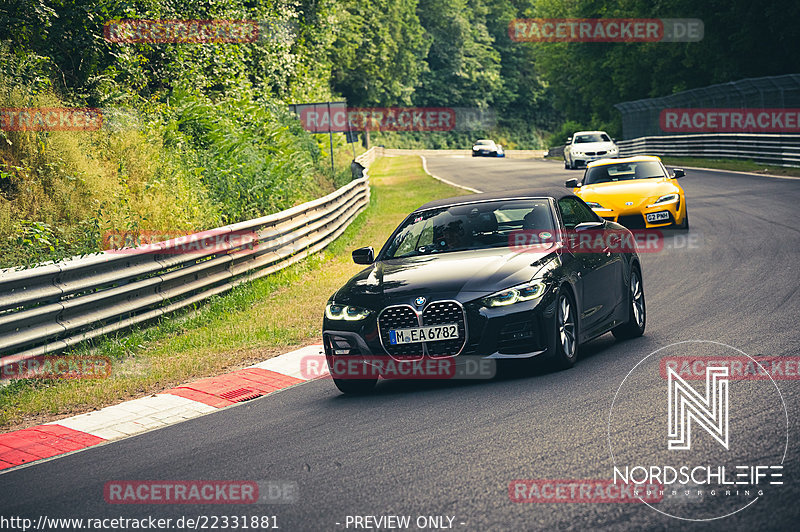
471, 139, 505, 157
564, 131, 618, 169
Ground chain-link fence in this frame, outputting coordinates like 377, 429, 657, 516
615, 74, 800, 139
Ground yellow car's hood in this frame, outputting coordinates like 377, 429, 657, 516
576, 178, 680, 209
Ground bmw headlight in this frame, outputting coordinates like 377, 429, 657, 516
325, 302, 372, 321
647, 193, 679, 207
482, 282, 547, 308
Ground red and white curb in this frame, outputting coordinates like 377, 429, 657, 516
0, 344, 327, 473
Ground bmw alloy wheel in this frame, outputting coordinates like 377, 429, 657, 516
631, 273, 644, 328
558, 294, 576, 357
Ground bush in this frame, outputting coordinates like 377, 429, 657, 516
0, 48, 332, 268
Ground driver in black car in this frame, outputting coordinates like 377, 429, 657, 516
439, 220, 466, 250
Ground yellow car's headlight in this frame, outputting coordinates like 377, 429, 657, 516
325, 302, 372, 321
647, 193, 679, 208
482, 282, 546, 308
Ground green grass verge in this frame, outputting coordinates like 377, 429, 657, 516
0, 155, 464, 431
660, 157, 800, 177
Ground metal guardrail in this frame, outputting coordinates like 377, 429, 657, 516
614, 74, 800, 139
0, 149, 376, 365
616, 133, 800, 167
547, 133, 800, 167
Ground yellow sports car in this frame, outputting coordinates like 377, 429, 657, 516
565, 156, 688, 229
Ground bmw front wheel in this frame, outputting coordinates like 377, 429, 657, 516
612, 267, 646, 340
550, 288, 578, 369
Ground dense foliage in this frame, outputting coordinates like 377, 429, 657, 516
532, 0, 800, 139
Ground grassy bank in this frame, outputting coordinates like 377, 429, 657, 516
0, 155, 464, 431
0, 82, 350, 268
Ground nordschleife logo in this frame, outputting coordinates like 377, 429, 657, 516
607, 340, 789, 521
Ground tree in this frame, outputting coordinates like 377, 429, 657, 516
414, 0, 501, 108
329, 0, 429, 107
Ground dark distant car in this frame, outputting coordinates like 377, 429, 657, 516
322, 188, 646, 394
472, 139, 505, 157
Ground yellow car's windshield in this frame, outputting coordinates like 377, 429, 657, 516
584, 161, 665, 185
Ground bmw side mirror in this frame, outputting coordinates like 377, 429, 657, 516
672, 168, 685, 178
565, 137, 572, 144
352, 246, 374, 264
565, 178, 580, 188
574, 221, 604, 232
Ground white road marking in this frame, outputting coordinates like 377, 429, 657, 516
51, 394, 216, 440
420, 155, 483, 193
250, 344, 327, 379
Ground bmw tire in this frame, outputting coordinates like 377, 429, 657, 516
549, 287, 579, 369
612, 266, 646, 340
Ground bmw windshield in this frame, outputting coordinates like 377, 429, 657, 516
381, 199, 555, 259
574, 133, 611, 143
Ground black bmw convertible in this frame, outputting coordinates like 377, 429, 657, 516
323, 188, 646, 394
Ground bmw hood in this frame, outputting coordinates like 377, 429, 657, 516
571, 141, 615, 152
333, 247, 556, 306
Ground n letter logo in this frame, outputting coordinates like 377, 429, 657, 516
668, 366, 729, 450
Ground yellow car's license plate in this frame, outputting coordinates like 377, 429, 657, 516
646, 211, 670, 222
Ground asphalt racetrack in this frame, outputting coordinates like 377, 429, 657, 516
2, 155, 799, 530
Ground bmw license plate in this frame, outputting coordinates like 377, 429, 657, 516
389, 324, 459, 345
646, 211, 670, 222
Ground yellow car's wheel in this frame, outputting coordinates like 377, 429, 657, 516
677, 210, 689, 230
